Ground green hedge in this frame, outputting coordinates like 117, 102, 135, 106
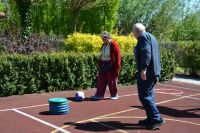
0, 51, 175, 97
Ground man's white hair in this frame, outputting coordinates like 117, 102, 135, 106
132, 23, 146, 34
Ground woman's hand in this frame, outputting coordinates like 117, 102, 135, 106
117, 68, 121, 75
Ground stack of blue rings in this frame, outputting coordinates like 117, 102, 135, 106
48, 98, 69, 115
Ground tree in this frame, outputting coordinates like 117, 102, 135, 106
15, 0, 32, 36
0, 0, 21, 38
78, 0, 119, 33
116, 0, 189, 38
66, 0, 114, 33
147, 0, 184, 41
117, 0, 161, 34
172, 11, 200, 41
171, 0, 200, 41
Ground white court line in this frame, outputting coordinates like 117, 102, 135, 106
0, 94, 138, 112
104, 93, 138, 99
155, 88, 184, 95
12, 109, 71, 133
158, 83, 200, 92
0, 83, 199, 112
0, 104, 49, 112
119, 94, 138, 98
156, 91, 182, 95
185, 96, 200, 101
14, 104, 49, 110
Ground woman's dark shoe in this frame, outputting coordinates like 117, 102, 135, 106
91, 96, 102, 100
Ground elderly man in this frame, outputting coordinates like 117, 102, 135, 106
133, 23, 164, 130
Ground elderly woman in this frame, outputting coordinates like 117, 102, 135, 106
91, 31, 121, 100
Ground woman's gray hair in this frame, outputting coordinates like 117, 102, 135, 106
132, 23, 146, 34
101, 31, 111, 39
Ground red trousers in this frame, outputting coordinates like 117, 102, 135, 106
95, 70, 118, 97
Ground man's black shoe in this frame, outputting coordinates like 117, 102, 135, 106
138, 118, 150, 126
146, 118, 165, 130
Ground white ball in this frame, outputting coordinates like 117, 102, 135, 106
75, 91, 85, 101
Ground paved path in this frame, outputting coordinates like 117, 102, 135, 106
173, 75, 200, 85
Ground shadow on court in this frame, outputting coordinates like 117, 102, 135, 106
64, 121, 146, 132
131, 106, 200, 118
67, 97, 110, 102
158, 106, 200, 118
39, 111, 55, 115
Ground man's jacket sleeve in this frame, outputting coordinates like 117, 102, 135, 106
140, 36, 151, 70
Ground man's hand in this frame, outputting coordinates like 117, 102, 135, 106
141, 70, 146, 80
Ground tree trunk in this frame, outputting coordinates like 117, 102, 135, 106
71, 11, 80, 33
15, 0, 31, 36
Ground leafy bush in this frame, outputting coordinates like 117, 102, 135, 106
64, 33, 137, 53
0, 33, 65, 54
160, 41, 200, 76
160, 42, 181, 70
112, 34, 137, 53
0, 50, 175, 97
178, 41, 200, 76
118, 53, 136, 85
159, 49, 175, 81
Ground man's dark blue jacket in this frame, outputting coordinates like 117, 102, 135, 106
134, 32, 161, 78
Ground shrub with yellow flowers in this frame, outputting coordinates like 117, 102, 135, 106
65, 33, 137, 53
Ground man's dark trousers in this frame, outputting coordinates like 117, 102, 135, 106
137, 75, 161, 123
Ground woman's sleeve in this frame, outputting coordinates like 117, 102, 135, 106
114, 43, 121, 70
